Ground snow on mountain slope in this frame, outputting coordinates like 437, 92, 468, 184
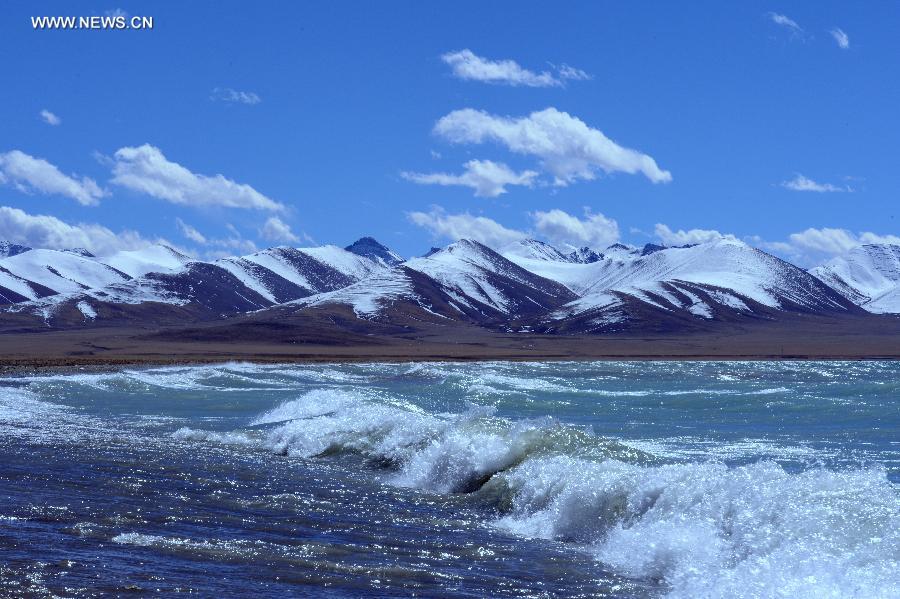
0, 243, 188, 306
603, 243, 641, 260
503, 248, 624, 296
571, 238, 854, 316
222, 245, 386, 303
5, 260, 276, 325
1, 241, 403, 325
811, 244, 900, 314
300, 245, 386, 280
405, 240, 576, 316
867, 286, 900, 314
294, 268, 416, 317
286, 240, 576, 323
0, 235, 877, 332
502, 240, 659, 296
0, 266, 58, 304
502, 239, 572, 263
501, 239, 603, 267
242, 246, 380, 294
101, 245, 192, 278
0, 249, 131, 295
3, 261, 198, 321
582, 238, 787, 306
215, 258, 285, 304
503, 237, 854, 323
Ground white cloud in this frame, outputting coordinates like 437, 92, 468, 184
110, 144, 283, 211
40, 109, 61, 126
0, 205, 157, 256
857, 232, 900, 245
531, 209, 619, 248
769, 12, 803, 34
210, 87, 262, 105
786, 227, 859, 255
0, 150, 105, 206
557, 64, 591, 81
441, 49, 589, 88
189, 223, 258, 257
176, 218, 207, 244
260, 216, 300, 244
781, 174, 849, 193
434, 108, 671, 186
217, 235, 257, 255
408, 207, 526, 248
654, 223, 731, 245
759, 227, 900, 267
402, 159, 537, 197
408, 206, 620, 251
830, 28, 850, 49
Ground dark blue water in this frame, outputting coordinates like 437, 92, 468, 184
1, 361, 897, 597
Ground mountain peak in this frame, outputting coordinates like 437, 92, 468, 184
501, 239, 570, 262
606, 243, 633, 251
63, 248, 96, 258
567, 247, 602, 263
0, 241, 32, 258
155, 243, 192, 261
436, 239, 501, 260
640, 243, 667, 256
345, 237, 403, 266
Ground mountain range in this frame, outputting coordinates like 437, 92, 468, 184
1, 235, 899, 359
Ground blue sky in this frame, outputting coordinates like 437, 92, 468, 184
1, 2, 898, 266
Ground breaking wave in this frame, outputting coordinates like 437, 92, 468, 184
174, 388, 900, 597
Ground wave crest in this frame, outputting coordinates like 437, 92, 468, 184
173, 388, 900, 597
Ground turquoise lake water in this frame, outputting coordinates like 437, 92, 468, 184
1, 361, 898, 597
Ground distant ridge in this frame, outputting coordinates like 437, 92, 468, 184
811, 244, 900, 314
0, 236, 897, 336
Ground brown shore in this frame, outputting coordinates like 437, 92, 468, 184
1, 313, 899, 376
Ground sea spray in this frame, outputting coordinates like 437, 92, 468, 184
496, 457, 899, 597
172, 387, 900, 596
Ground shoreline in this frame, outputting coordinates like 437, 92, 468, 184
2, 315, 899, 376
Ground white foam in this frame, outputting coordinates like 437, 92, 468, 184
495, 457, 899, 598
223, 390, 899, 597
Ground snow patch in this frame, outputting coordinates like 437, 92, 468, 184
75, 301, 96, 320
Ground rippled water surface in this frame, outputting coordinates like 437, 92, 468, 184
1, 361, 898, 597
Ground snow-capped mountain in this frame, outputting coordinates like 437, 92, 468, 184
215, 245, 384, 305
501, 239, 602, 265
287, 240, 576, 324
404, 240, 576, 318
501, 237, 858, 332
0, 235, 893, 334
0, 249, 133, 297
811, 244, 900, 314
0, 244, 191, 303
502, 239, 573, 263
102, 245, 192, 278
0, 240, 396, 326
